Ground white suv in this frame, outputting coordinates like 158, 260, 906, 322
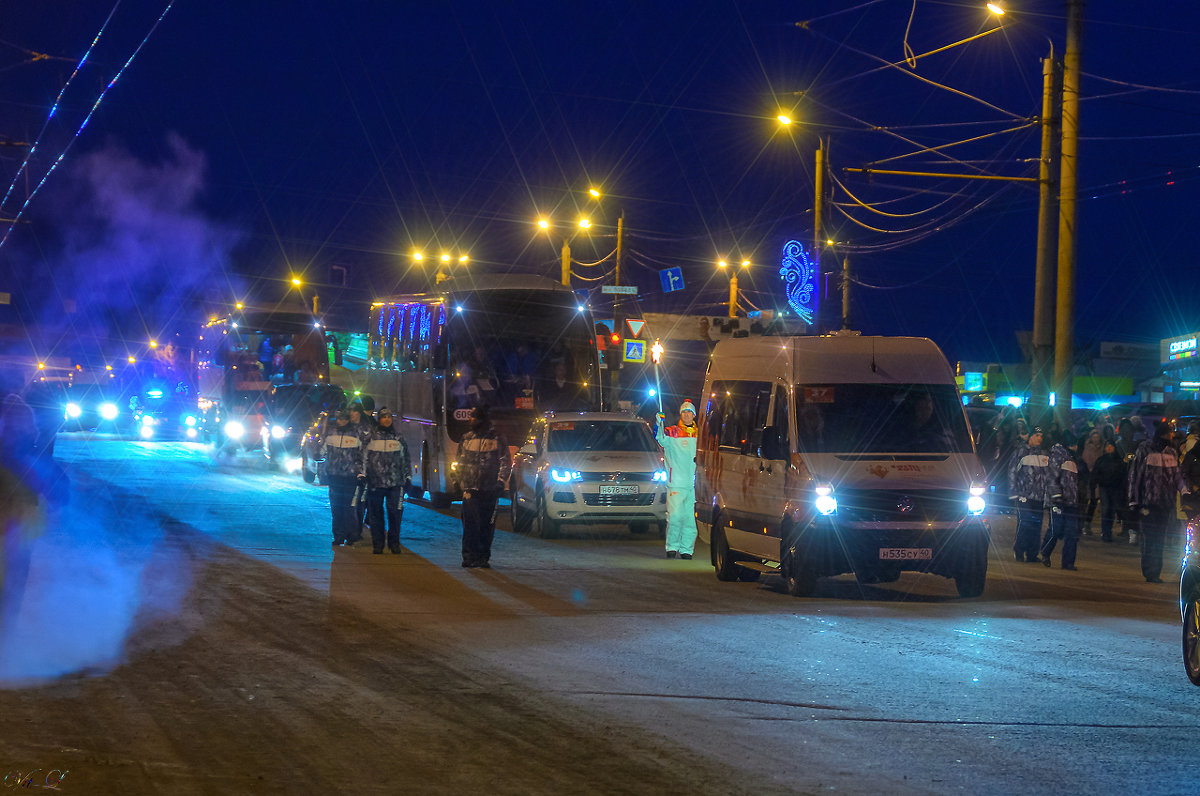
511, 412, 668, 538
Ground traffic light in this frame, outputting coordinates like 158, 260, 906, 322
606, 332, 623, 370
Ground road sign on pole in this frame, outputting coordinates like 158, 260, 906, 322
626, 319, 646, 337
659, 267, 684, 293
623, 340, 646, 363
601, 285, 638, 295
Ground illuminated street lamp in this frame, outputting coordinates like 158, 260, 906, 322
717, 258, 751, 318
411, 248, 468, 284
986, 2, 1005, 15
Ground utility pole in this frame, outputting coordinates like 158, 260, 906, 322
1030, 53, 1061, 421
814, 140, 825, 261
841, 256, 851, 330
1054, 0, 1083, 424
610, 210, 626, 410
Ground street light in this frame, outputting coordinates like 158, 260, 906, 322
717, 258, 751, 318
411, 249, 468, 284
986, 2, 1005, 15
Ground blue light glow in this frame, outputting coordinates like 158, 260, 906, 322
779, 240, 817, 325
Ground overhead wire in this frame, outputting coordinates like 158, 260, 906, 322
0, 1, 176, 251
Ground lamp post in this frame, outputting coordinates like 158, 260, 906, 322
717, 258, 750, 318
537, 215, 591, 286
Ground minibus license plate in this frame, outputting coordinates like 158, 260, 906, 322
599, 484, 638, 496
879, 548, 932, 561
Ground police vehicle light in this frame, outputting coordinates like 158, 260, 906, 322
653, 470, 668, 482
65, 403, 82, 419
186, 427, 198, 439
225, 420, 245, 440
271, 425, 286, 440
99, 403, 119, 421
184, 415, 197, 427
139, 425, 155, 439
814, 484, 837, 516
551, 469, 582, 483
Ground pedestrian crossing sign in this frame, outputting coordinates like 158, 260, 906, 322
623, 340, 646, 363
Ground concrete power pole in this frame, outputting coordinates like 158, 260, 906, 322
1053, 0, 1083, 423
1030, 54, 1061, 422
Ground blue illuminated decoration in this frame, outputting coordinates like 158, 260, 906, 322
779, 240, 817, 325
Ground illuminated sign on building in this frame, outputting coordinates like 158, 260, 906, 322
779, 240, 818, 325
964, 372, 985, 392
1169, 337, 1197, 360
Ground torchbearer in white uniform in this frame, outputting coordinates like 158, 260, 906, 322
656, 400, 699, 559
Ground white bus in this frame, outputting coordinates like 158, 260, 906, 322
363, 275, 602, 507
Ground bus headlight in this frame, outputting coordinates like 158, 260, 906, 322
99, 403, 119, 421
225, 421, 245, 439
271, 425, 286, 440
65, 402, 82, 419
814, 484, 837, 516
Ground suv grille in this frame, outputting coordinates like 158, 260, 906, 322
582, 493, 657, 507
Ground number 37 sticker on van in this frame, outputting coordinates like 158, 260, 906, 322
804, 387, 834, 403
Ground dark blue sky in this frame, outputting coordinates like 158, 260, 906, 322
3, 1, 1198, 364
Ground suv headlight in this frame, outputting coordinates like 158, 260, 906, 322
271, 425, 287, 440
967, 484, 986, 516
653, 470, 668, 482
551, 468, 582, 483
814, 484, 837, 516
225, 420, 245, 439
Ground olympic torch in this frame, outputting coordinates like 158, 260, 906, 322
650, 339, 664, 415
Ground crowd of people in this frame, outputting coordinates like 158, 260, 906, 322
978, 410, 1199, 582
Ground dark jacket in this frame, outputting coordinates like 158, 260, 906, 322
1048, 443, 1079, 507
455, 423, 512, 493
1009, 441, 1052, 503
1091, 451, 1126, 489
321, 422, 363, 481
364, 424, 411, 489
1127, 437, 1186, 510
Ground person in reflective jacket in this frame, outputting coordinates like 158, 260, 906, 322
455, 405, 511, 568
1127, 420, 1189, 583
1039, 431, 1080, 569
656, 400, 699, 559
364, 408, 411, 554
321, 408, 364, 546
1009, 426, 1052, 563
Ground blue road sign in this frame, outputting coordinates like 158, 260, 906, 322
659, 267, 684, 293
623, 340, 646, 363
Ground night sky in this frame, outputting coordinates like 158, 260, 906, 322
2, 1, 1198, 365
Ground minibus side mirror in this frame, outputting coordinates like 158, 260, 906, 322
760, 426, 788, 461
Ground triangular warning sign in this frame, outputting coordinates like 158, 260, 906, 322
626, 319, 646, 337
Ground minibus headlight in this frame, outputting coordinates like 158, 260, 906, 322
814, 484, 837, 516
99, 402, 119, 421
225, 421, 245, 440
271, 425, 287, 440
967, 496, 987, 515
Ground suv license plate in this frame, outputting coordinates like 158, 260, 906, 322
598, 484, 638, 496
879, 548, 932, 561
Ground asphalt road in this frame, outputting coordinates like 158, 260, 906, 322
1, 437, 1196, 795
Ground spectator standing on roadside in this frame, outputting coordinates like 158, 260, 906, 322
1040, 430, 1081, 570
1010, 426, 1052, 563
1078, 427, 1105, 534
1127, 420, 1189, 583
455, 405, 511, 569
1091, 441, 1127, 543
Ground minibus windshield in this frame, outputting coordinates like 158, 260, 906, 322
795, 383, 972, 454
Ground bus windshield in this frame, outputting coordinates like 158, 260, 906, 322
443, 290, 597, 416
795, 383, 972, 454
